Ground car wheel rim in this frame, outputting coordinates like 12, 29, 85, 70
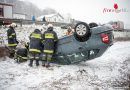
76, 24, 87, 36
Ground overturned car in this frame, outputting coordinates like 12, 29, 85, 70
51, 22, 114, 65
11, 22, 113, 65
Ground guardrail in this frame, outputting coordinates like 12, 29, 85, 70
113, 31, 130, 41
114, 31, 130, 37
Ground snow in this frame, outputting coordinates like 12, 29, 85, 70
0, 41, 130, 90
0, 26, 130, 90
0, 25, 65, 45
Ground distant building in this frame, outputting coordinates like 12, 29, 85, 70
37, 13, 64, 23
0, 2, 13, 25
13, 13, 26, 19
0, 2, 13, 19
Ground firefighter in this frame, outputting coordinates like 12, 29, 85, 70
64, 26, 73, 36
28, 29, 43, 67
14, 41, 28, 63
42, 24, 58, 67
7, 23, 18, 58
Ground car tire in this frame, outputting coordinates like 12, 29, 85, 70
89, 22, 98, 28
74, 22, 91, 42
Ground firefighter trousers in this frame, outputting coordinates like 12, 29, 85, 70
29, 52, 40, 66
42, 53, 52, 66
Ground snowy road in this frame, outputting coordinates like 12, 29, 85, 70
0, 41, 130, 90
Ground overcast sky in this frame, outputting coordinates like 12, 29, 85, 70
21, 0, 130, 26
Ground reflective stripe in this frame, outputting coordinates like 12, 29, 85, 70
31, 33, 41, 39
22, 57, 28, 59
17, 55, 28, 59
9, 33, 15, 38
42, 56, 46, 60
47, 57, 51, 61
45, 33, 54, 39
12, 33, 16, 36
9, 36, 12, 38
8, 43, 17, 46
29, 49, 41, 53
47, 54, 52, 61
35, 57, 39, 59
44, 50, 54, 53
29, 56, 34, 59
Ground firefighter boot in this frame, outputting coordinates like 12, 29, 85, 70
36, 60, 39, 66
29, 60, 33, 67
45, 60, 50, 68
42, 60, 46, 67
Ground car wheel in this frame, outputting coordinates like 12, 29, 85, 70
74, 22, 91, 42
89, 22, 98, 28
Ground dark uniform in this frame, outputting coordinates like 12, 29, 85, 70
29, 29, 42, 67
7, 26, 18, 58
15, 47, 28, 63
14, 42, 29, 63
42, 25, 58, 67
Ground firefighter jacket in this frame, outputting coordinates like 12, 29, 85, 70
43, 27, 58, 54
7, 27, 18, 47
29, 29, 43, 53
16, 48, 28, 60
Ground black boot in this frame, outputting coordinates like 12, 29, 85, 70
36, 60, 39, 66
46, 60, 50, 68
29, 60, 33, 67
42, 60, 46, 67
9, 52, 14, 58
45, 64, 50, 68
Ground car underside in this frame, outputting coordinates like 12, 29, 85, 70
52, 22, 114, 64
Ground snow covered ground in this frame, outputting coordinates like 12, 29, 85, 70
0, 25, 66, 45
0, 41, 130, 90
0, 26, 130, 90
